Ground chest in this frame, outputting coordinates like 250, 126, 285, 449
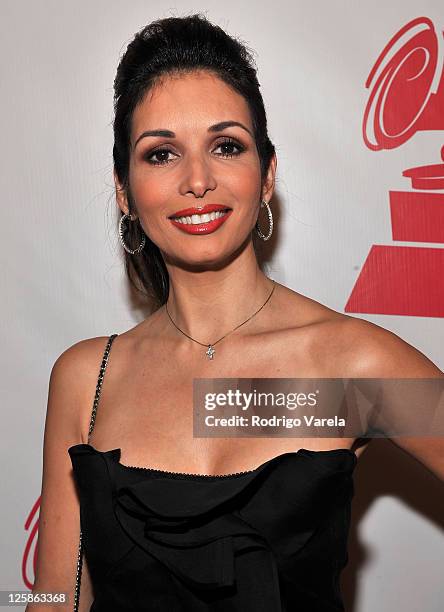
87, 328, 357, 474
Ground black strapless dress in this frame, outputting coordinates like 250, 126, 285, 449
68, 334, 357, 611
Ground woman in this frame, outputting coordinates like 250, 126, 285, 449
30, 13, 443, 612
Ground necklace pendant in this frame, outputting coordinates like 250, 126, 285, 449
206, 345, 215, 359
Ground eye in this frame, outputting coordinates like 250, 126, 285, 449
213, 137, 246, 158
142, 137, 246, 166
143, 148, 177, 166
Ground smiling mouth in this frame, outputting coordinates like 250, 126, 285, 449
169, 208, 231, 225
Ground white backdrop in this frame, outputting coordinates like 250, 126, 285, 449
1, 1, 443, 610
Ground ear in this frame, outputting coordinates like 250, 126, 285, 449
261, 152, 277, 204
113, 168, 132, 218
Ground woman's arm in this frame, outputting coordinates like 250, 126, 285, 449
345, 317, 444, 480
26, 339, 106, 611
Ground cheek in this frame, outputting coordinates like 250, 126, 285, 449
227, 161, 261, 200
128, 167, 168, 213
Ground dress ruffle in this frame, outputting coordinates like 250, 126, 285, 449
69, 443, 356, 611
112, 458, 281, 592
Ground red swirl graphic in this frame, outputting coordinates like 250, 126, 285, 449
363, 17, 443, 150
22, 496, 40, 590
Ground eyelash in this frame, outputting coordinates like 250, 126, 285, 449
143, 137, 246, 166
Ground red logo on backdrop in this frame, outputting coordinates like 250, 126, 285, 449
345, 16, 444, 317
23, 497, 40, 589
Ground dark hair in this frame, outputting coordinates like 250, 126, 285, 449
113, 13, 276, 308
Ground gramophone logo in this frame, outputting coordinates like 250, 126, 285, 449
346, 16, 444, 317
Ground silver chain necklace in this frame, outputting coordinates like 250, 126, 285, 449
165, 279, 276, 359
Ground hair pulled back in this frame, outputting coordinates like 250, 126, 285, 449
113, 13, 275, 307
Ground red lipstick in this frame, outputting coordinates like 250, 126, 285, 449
168, 203, 230, 218
168, 203, 232, 235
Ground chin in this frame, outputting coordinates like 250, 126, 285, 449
169, 246, 238, 271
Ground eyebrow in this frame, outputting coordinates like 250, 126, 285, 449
133, 120, 253, 150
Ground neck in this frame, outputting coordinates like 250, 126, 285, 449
163, 245, 274, 345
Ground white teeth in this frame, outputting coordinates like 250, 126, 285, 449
172, 210, 228, 225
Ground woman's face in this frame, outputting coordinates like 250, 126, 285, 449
116, 70, 275, 267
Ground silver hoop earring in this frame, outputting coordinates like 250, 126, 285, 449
255, 200, 273, 241
119, 213, 146, 254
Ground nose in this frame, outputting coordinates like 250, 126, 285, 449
178, 151, 217, 199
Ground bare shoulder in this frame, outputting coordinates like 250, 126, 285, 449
327, 314, 443, 378
52, 335, 112, 376
278, 285, 442, 378
48, 335, 114, 443
325, 316, 444, 478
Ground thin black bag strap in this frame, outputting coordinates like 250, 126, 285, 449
87, 333, 119, 442
73, 333, 118, 612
